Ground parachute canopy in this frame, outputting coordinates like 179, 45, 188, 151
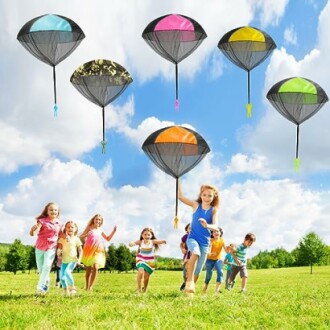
70, 59, 133, 153
267, 77, 328, 170
17, 14, 85, 115
218, 26, 276, 117
142, 14, 207, 110
142, 125, 210, 228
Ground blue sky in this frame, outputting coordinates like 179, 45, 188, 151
1, 0, 329, 258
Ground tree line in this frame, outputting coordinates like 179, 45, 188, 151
249, 232, 329, 274
0, 232, 328, 275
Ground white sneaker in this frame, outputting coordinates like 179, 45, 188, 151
70, 288, 77, 295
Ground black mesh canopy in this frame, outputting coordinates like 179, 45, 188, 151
142, 126, 210, 228
267, 77, 328, 169
17, 14, 85, 115
142, 14, 207, 109
218, 26, 276, 117
218, 26, 276, 71
70, 59, 133, 153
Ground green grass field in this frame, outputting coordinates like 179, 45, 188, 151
1, 266, 329, 330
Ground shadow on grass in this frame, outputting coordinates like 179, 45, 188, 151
0, 293, 39, 301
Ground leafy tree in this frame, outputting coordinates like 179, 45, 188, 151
0, 249, 7, 271
0, 244, 10, 271
116, 244, 133, 273
26, 245, 37, 273
296, 232, 327, 274
106, 244, 118, 272
251, 251, 276, 269
130, 251, 136, 271
156, 256, 183, 270
270, 248, 295, 268
5, 239, 28, 274
323, 246, 330, 265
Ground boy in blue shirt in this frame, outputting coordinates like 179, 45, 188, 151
227, 233, 256, 293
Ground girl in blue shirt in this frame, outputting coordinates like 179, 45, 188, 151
178, 179, 220, 296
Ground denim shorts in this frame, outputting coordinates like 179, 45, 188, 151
186, 238, 209, 276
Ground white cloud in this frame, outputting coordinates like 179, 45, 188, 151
251, 0, 289, 27
225, 153, 272, 178
284, 24, 298, 45
220, 179, 330, 256
209, 51, 225, 80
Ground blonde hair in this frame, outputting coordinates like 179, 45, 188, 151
83, 214, 103, 232
196, 184, 220, 208
64, 221, 78, 236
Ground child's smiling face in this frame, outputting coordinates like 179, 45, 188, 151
93, 216, 103, 227
142, 230, 152, 241
47, 204, 59, 220
200, 189, 215, 205
212, 229, 220, 237
66, 223, 77, 236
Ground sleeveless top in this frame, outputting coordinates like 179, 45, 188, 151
189, 203, 213, 248
81, 228, 106, 268
136, 240, 156, 273
35, 217, 62, 251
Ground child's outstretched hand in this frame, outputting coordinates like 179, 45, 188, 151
198, 218, 208, 228
29, 222, 41, 236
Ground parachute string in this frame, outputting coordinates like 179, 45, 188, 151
101, 106, 107, 154
53, 66, 58, 117
247, 70, 252, 118
174, 178, 179, 229
175, 63, 179, 111
294, 124, 300, 171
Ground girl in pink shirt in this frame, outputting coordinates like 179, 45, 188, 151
30, 202, 63, 295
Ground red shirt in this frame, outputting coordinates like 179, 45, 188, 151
35, 217, 62, 251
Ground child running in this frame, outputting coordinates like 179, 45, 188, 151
178, 179, 220, 296
129, 228, 166, 293
80, 214, 117, 291
57, 221, 83, 296
227, 233, 256, 293
29, 202, 63, 295
179, 223, 191, 291
203, 227, 228, 294
224, 243, 236, 290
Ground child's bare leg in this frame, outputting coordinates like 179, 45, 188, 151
194, 274, 199, 283
184, 254, 198, 293
241, 277, 247, 291
88, 264, 99, 290
136, 268, 143, 292
85, 266, 92, 290
143, 271, 150, 292
215, 282, 221, 293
